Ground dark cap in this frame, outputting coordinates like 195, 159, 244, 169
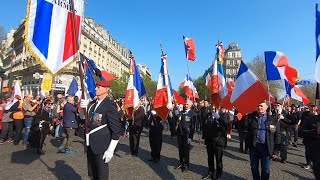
273, 101, 281, 105
96, 80, 111, 87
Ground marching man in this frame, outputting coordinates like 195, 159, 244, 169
81, 80, 121, 180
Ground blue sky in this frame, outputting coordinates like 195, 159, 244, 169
0, 0, 318, 89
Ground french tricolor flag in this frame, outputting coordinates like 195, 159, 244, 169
264, 51, 298, 85
210, 41, 228, 107
284, 80, 310, 104
183, 36, 196, 61
180, 74, 196, 98
25, 0, 84, 74
124, 56, 146, 118
205, 73, 211, 89
231, 61, 269, 115
153, 55, 173, 120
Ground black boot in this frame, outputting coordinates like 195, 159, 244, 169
37, 148, 44, 155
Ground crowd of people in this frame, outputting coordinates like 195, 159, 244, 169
0, 83, 320, 180
0, 92, 84, 155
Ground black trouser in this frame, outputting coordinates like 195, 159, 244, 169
0, 122, 14, 142
288, 125, 298, 145
177, 134, 190, 167
39, 123, 50, 150
303, 140, 312, 165
195, 117, 201, 133
313, 160, 320, 180
277, 131, 287, 161
238, 131, 248, 152
13, 119, 24, 144
206, 138, 224, 179
149, 126, 163, 161
168, 118, 176, 137
129, 125, 142, 155
87, 146, 109, 180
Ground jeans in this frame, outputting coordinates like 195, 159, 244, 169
23, 117, 33, 144
249, 143, 271, 180
55, 124, 62, 137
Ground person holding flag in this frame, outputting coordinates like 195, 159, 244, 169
80, 80, 121, 179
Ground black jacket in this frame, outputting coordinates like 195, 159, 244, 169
204, 112, 228, 146
87, 97, 121, 155
177, 109, 196, 138
298, 115, 320, 161
246, 112, 281, 156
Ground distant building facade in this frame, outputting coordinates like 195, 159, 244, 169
224, 43, 243, 81
137, 64, 152, 80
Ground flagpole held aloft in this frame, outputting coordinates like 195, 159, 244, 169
69, 0, 89, 134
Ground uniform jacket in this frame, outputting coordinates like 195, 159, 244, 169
246, 112, 281, 156
177, 109, 196, 139
87, 97, 121, 155
63, 102, 78, 129
133, 106, 145, 127
200, 106, 211, 122
272, 109, 291, 131
298, 115, 320, 161
204, 112, 228, 146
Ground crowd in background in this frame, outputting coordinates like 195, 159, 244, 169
0, 92, 319, 179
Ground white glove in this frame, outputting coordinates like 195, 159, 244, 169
213, 112, 220, 119
102, 139, 119, 163
187, 138, 192, 144
151, 110, 157, 115
80, 99, 89, 109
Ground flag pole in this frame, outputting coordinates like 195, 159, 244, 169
70, 0, 89, 134
267, 81, 271, 107
315, 82, 319, 105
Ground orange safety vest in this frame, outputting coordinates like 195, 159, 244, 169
13, 100, 24, 120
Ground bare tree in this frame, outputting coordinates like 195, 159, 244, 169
0, 26, 5, 41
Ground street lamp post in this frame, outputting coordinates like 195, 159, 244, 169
33, 72, 41, 96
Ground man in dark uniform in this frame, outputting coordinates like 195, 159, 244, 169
298, 106, 320, 180
299, 104, 317, 169
148, 110, 164, 163
272, 102, 290, 163
235, 113, 249, 154
200, 100, 211, 139
129, 104, 145, 157
80, 80, 121, 180
202, 107, 228, 180
174, 99, 196, 172
286, 104, 301, 147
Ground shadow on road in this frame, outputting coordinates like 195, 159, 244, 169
41, 159, 82, 180
11, 148, 39, 164
115, 139, 243, 179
